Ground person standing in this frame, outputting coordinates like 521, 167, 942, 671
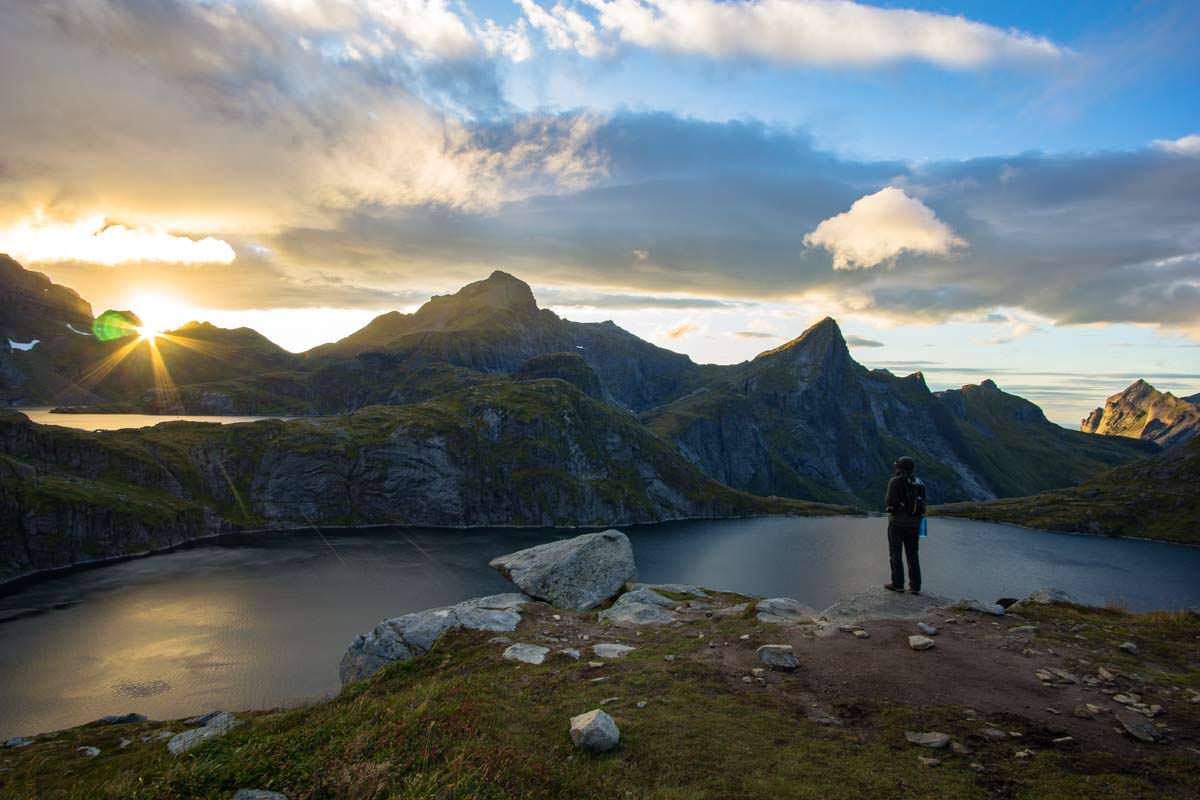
884, 456, 926, 595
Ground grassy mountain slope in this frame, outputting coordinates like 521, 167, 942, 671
935, 435, 1200, 544
0, 381, 845, 583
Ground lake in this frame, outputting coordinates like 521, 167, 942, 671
2, 516, 1198, 739
13, 408, 289, 431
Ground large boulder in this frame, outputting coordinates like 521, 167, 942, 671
340, 594, 528, 685
489, 530, 635, 611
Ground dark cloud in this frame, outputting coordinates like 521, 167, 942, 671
735, 331, 778, 339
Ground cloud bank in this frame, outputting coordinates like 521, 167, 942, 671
518, 0, 1065, 68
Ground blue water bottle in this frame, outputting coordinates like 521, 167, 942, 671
919, 518, 928, 539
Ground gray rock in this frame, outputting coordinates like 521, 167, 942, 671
1013, 588, 1075, 608
1118, 641, 1139, 656
340, 593, 528, 684
4, 737, 33, 748
98, 712, 147, 725
756, 644, 798, 670
186, 711, 225, 726
905, 731, 951, 748
234, 792, 289, 800
917, 622, 938, 636
489, 530, 636, 611
599, 588, 678, 626
593, 643, 635, 659
502, 643, 550, 665
558, 648, 581, 660
756, 597, 817, 624
631, 582, 708, 597
569, 709, 620, 752
712, 603, 751, 618
1114, 709, 1159, 743
167, 712, 241, 755
959, 598, 1006, 616
853, 629, 870, 639
908, 635, 936, 651
820, 587, 952, 625
76, 746, 100, 757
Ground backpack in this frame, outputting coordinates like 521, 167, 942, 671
904, 477, 927, 518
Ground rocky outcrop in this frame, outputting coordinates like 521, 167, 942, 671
644, 319, 1151, 507
1082, 379, 1200, 449
489, 530, 636, 611
599, 587, 677, 626
340, 594, 528, 684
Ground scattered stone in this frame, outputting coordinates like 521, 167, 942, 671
739, 634, 750, 640
756, 644, 799, 670
904, 731, 951, 749
76, 746, 100, 758
167, 712, 240, 756
558, 648, 581, 660
959, 599, 1005, 617
917, 622, 938, 636
712, 603, 751, 618
488, 636, 513, 645
837, 624, 863, 633
569, 709, 620, 753
593, 643, 635, 659
600, 697, 620, 706
1035, 669, 1056, 683
853, 630, 870, 639
552, 614, 562, 621
119, 738, 132, 749
1113, 693, 1140, 706
502, 643, 550, 665
1008, 625, 1038, 636
751, 668, 766, 678
234, 791, 289, 800
490, 530, 635, 611
756, 597, 817, 625
186, 711, 224, 726
340, 594, 528, 684
950, 741, 973, 756
1044, 707, 1062, 716
1118, 641, 1139, 656
1097, 666, 1117, 682
969, 762, 985, 773
588, 661, 605, 668
981, 727, 1007, 741
1115, 709, 1160, 743
663, 654, 676, 662
589, 676, 610, 683
1014, 749, 1034, 760
742, 676, 754, 684
636, 701, 647, 709
599, 588, 678, 626
97, 713, 147, 725
1048, 667, 1079, 684
917, 756, 941, 767
908, 635, 935, 651
943, 618, 959, 625
1052, 736, 1074, 746
3, 737, 32, 748
1013, 588, 1075, 608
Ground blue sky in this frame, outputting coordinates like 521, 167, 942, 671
0, 0, 1197, 424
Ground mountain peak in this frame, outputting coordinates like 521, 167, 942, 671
445, 270, 538, 314
759, 316, 848, 363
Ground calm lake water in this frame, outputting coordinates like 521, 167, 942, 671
14, 408, 286, 430
2, 516, 1198, 739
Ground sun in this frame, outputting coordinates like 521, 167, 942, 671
124, 292, 196, 340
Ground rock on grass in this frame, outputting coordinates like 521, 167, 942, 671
756, 644, 798, 670
905, 731, 951, 748
489, 530, 635, 611
908, 635, 935, 651
569, 709, 620, 752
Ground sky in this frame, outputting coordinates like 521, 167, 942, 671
0, 0, 1198, 425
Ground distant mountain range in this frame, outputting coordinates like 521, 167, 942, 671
0, 253, 1167, 569
1081, 379, 1200, 449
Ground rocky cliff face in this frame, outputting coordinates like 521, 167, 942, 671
0, 382, 838, 583
1081, 379, 1200, 449
644, 319, 1153, 506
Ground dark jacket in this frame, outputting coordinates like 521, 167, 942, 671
886, 475, 925, 528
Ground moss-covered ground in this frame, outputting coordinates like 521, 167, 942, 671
2, 597, 1196, 799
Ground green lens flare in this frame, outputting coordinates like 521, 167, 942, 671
92, 309, 143, 342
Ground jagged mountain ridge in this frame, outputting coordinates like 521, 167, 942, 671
643, 318, 1154, 507
1081, 379, 1200, 449
0, 257, 1154, 511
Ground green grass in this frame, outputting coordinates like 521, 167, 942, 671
3, 604, 1197, 799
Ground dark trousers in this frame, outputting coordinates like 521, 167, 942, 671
888, 522, 921, 591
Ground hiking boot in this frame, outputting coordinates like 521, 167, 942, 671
909, 589, 921, 596
884, 584, 904, 593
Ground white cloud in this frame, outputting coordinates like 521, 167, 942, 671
515, 0, 610, 57
1152, 134, 1200, 157
519, 0, 1064, 68
803, 187, 965, 270
0, 214, 236, 266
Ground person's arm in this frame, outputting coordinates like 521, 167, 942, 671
885, 476, 901, 513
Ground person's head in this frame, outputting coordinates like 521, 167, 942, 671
894, 456, 915, 476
